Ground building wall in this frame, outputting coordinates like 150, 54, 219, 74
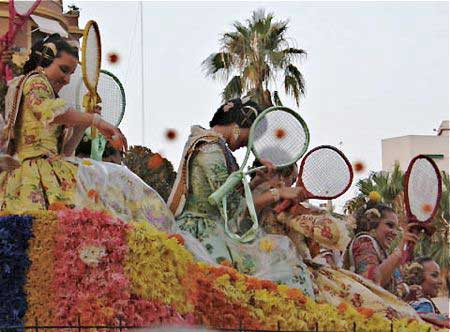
382, 134, 449, 172
0, 0, 81, 53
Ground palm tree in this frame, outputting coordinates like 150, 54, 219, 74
344, 163, 405, 220
202, 9, 306, 109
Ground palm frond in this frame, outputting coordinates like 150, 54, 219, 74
273, 90, 283, 106
222, 75, 243, 101
201, 52, 234, 80
285, 64, 306, 97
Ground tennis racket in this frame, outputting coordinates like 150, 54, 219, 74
80, 70, 125, 160
401, 155, 442, 263
0, 0, 41, 80
77, 69, 126, 127
273, 145, 353, 213
60, 68, 126, 127
80, 20, 101, 139
208, 106, 310, 242
60, 68, 126, 160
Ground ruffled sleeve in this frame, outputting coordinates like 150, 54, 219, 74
351, 236, 381, 281
22, 75, 69, 125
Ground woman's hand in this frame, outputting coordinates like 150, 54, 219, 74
250, 159, 278, 189
279, 186, 306, 202
398, 223, 421, 250
97, 119, 128, 152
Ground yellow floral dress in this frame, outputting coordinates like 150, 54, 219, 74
0, 74, 77, 211
0, 73, 175, 233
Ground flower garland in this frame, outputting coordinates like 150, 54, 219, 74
52, 208, 132, 326
0, 215, 33, 329
0, 209, 439, 331
24, 211, 59, 326
124, 221, 194, 314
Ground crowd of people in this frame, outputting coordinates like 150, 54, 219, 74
0, 33, 448, 329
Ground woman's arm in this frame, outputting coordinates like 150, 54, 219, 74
61, 125, 88, 157
352, 237, 401, 287
53, 110, 127, 152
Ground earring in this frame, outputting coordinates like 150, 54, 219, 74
232, 124, 241, 143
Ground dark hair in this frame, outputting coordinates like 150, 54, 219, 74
75, 135, 122, 159
209, 98, 262, 129
354, 201, 395, 234
404, 257, 434, 285
23, 33, 78, 74
415, 256, 434, 266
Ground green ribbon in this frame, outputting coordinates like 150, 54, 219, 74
222, 171, 259, 243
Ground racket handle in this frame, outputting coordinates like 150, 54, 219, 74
273, 199, 292, 214
401, 242, 414, 264
208, 171, 244, 206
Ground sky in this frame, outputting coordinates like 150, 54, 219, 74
65, 1, 449, 211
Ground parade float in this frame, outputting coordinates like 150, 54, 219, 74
0, 1, 446, 331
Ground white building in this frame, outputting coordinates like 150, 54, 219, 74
382, 120, 449, 172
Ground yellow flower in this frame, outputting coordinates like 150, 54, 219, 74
258, 237, 274, 252
82, 160, 93, 166
368, 191, 381, 202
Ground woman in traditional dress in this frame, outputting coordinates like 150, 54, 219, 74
168, 98, 315, 298
0, 34, 174, 232
343, 201, 420, 295
253, 166, 421, 319
404, 257, 449, 328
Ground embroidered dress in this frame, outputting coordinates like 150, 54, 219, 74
410, 298, 449, 328
257, 194, 420, 319
344, 233, 401, 294
0, 72, 173, 232
168, 126, 315, 298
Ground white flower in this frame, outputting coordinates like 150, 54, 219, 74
78, 244, 107, 267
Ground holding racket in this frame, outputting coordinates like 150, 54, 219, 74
208, 106, 310, 242
401, 155, 442, 263
78, 70, 126, 160
0, 0, 41, 80
80, 20, 102, 139
273, 145, 354, 214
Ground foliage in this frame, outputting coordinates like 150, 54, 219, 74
202, 9, 306, 109
123, 145, 176, 202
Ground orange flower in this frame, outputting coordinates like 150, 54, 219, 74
353, 161, 365, 173
337, 302, 348, 314
218, 259, 233, 268
357, 307, 375, 319
422, 203, 433, 213
48, 201, 66, 211
286, 288, 306, 303
274, 128, 286, 139
168, 233, 185, 246
147, 154, 164, 170
87, 189, 99, 203
110, 136, 123, 150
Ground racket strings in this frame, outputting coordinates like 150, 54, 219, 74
301, 148, 351, 197
78, 72, 125, 126
253, 111, 307, 166
85, 25, 100, 88
407, 159, 440, 221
